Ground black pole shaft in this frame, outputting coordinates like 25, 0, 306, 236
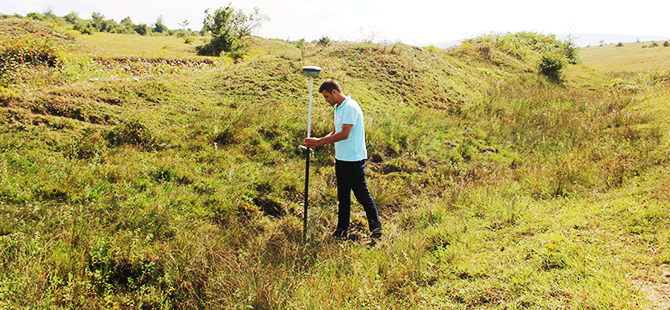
303, 147, 310, 242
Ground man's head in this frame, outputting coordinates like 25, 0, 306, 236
319, 79, 346, 106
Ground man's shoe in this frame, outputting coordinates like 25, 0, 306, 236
331, 229, 348, 241
370, 228, 383, 239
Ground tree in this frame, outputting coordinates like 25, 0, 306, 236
154, 15, 168, 33
197, 4, 268, 56
64, 11, 79, 24
135, 24, 150, 36
317, 36, 331, 46
42, 6, 58, 21
115, 17, 136, 34
179, 20, 189, 30
91, 12, 105, 31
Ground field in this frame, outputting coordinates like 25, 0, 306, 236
1, 19, 669, 309
580, 41, 670, 74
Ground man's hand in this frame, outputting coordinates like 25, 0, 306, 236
303, 137, 321, 148
303, 125, 352, 148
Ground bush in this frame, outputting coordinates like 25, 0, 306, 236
616, 42, 624, 47
184, 37, 194, 44
664, 41, 670, 47
134, 24, 150, 36
0, 19, 75, 86
463, 32, 577, 63
538, 54, 565, 82
79, 26, 94, 35
0, 85, 17, 101
0, 33, 65, 87
106, 119, 156, 150
26, 13, 45, 21
154, 21, 168, 34
0, 34, 63, 67
317, 36, 331, 46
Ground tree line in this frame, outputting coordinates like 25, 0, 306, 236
1, 8, 197, 37
1, 5, 268, 57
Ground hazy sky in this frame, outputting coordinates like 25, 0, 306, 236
4, 0, 670, 45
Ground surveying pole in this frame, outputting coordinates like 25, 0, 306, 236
300, 66, 321, 242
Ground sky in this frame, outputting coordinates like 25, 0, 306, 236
4, 0, 670, 46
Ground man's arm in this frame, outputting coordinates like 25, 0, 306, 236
303, 124, 352, 148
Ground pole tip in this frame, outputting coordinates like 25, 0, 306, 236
302, 66, 322, 77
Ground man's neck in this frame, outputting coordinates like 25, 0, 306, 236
335, 95, 347, 107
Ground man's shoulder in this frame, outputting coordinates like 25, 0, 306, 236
343, 97, 362, 110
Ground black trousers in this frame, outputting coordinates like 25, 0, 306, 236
335, 159, 382, 232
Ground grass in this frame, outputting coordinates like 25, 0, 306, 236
76, 32, 211, 58
580, 41, 670, 74
1, 19, 669, 308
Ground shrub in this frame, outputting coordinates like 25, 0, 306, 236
664, 41, 670, 47
616, 42, 624, 47
538, 54, 565, 81
184, 37, 194, 44
0, 33, 64, 87
0, 19, 76, 86
65, 29, 81, 38
0, 85, 17, 101
651, 42, 659, 47
562, 39, 579, 64
26, 13, 45, 21
317, 36, 331, 46
106, 119, 156, 150
294, 38, 306, 49
1, 34, 62, 67
79, 26, 94, 35
153, 16, 168, 33
134, 24, 150, 36
74, 128, 107, 159
463, 32, 578, 64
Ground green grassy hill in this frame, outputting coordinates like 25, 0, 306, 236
1, 19, 669, 309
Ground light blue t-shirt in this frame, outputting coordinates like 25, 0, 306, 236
334, 97, 367, 162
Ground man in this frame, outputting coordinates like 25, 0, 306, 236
303, 79, 382, 240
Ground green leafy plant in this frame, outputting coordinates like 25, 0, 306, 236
196, 5, 268, 56
0, 21, 69, 86
538, 53, 566, 81
317, 36, 331, 46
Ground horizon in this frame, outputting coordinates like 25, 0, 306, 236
3, 0, 670, 46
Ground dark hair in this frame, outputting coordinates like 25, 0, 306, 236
318, 79, 342, 94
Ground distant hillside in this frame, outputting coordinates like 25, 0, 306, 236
560, 33, 670, 47
425, 33, 670, 49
